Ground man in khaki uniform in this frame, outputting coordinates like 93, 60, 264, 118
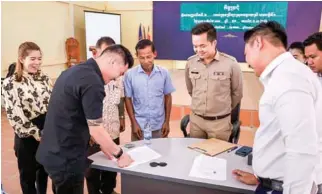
185, 22, 243, 141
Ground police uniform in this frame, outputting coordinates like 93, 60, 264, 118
185, 51, 243, 141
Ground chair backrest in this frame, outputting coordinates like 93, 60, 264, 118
231, 103, 241, 124
229, 102, 242, 143
6, 62, 16, 78
65, 37, 81, 68
180, 114, 190, 137
180, 103, 241, 139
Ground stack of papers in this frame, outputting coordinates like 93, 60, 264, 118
189, 154, 227, 181
125, 146, 161, 168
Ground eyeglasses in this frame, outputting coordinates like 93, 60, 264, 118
149, 162, 167, 167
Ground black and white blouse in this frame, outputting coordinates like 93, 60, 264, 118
2, 71, 52, 139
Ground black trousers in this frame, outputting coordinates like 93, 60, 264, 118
255, 184, 282, 194
318, 184, 322, 194
14, 134, 51, 194
49, 171, 84, 194
14, 113, 55, 194
85, 138, 120, 194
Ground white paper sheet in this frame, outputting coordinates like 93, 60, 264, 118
189, 154, 227, 181
125, 146, 162, 168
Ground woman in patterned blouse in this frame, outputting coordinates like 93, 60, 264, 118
2, 42, 54, 194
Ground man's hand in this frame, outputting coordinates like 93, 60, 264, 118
161, 122, 170, 137
132, 122, 142, 140
101, 148, 114, 160
117, 152, 133, 168
120, 118, 125, 133
232, 169, 259, 185
90, 137, 113, 160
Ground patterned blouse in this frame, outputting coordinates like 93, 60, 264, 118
102, 76, 124, 140
2, 71, 52, 139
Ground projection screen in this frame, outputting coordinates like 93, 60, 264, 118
84, 11, 121, 59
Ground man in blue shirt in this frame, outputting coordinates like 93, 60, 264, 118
124, 39, 175, 140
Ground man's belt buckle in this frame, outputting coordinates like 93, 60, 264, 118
271, 180, 283, 192
260, 178, 272, 189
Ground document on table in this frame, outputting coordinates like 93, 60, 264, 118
189, 154, 227, 181
125, 146, 161, 168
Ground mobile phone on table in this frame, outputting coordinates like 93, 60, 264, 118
235, 146, 252, 157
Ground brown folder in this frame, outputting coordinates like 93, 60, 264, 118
188, 138, 236, 157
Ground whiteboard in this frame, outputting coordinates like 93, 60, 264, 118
84, 11, 121, 59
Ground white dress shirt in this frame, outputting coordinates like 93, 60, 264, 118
253, 52, 322, 194
317, 73, 322, 87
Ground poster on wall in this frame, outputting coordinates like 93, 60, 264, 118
180, 2, 289, 32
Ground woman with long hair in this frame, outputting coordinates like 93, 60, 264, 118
2, 42, 54, 194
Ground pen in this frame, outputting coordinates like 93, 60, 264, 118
227, 146, 238, 153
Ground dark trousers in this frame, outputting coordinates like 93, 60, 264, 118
50, 171, 84, 194
318, 184, 322, 194
255, 184, 282, 194
14, 134, 51, 194
85, 138, 120, 194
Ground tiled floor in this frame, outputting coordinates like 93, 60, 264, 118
1, 108, 255, 194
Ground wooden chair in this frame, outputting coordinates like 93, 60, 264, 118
65, 37, 81, 68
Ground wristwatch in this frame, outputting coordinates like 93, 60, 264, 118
119, 115, 125, 119
113, 148, 123, 159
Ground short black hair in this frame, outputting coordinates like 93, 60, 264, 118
100, 44, 134, 68
135, 39, 156, 53
244, 21, 287, 49
96, 36, 115, 48
191, 22, 217, 42
303, 32, 322, 51
288, 42, 305, 54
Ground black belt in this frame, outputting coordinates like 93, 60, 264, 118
258, 177, 283, 192
258, 178, 322, 193
194, 112, 230, 121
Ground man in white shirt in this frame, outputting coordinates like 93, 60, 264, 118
304, 32, 322, 86
304, 32, 322, 193
233, 21, 322, 194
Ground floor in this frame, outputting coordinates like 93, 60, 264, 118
1, 107, 255, 194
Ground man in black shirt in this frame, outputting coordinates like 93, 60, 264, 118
36, 44, 134, 194
86, 36, 124, 194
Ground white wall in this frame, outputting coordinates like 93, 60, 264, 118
1, 2, 72, 78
